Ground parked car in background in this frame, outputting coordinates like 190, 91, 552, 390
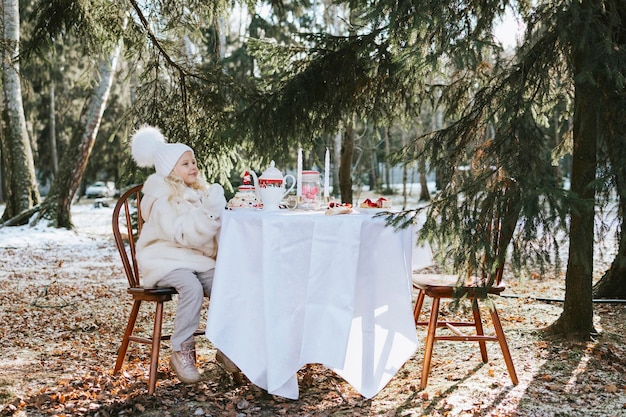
85, 181, 115, 198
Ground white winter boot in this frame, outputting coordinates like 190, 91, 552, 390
169, 340, 201, 384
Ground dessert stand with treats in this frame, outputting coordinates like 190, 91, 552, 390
227, 171, 261, 209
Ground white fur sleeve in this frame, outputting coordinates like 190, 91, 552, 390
152, 199, 221, 249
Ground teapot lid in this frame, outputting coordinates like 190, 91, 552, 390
259, 160, 283, 180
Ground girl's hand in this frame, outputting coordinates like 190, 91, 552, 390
202, 184, 226, 217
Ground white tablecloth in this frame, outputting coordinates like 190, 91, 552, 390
206, 209, 418, 399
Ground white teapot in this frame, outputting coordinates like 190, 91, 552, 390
250, 161, 296, 211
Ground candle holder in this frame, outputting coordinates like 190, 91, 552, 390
285, 195, 299, 210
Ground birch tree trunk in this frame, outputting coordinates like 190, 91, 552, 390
1, 0, 40, 225
32, 30, 125, 229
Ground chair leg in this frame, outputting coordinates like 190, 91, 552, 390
489, 307, 519, 385
414, 289, 426, 324
114, 300, 142, 374
148, 300, 166, 395
420, 296, 440, 390
471, 298, 489, 362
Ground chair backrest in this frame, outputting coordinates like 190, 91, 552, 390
112, 184, 144, 288
477, 183, 520, 287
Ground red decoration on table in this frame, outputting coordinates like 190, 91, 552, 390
242, 171, 252, 185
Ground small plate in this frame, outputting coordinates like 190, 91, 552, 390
356, 207, 394, 214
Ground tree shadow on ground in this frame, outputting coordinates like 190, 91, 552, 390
513, 309, 626, 417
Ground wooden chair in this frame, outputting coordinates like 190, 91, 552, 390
111, 184, 204, 394
412, 191, 520, 390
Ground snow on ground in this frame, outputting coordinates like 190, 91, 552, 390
0, 200, 113, 248
0, 199, 121, 287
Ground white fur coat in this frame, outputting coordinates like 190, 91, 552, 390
136, 174, 222, 287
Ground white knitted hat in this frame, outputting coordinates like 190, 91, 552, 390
131, 125, 193, 177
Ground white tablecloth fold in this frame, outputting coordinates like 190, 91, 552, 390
206, 209, 418, 399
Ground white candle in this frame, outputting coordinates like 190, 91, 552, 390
324, 147, 330, 197
297, 147, 303, 197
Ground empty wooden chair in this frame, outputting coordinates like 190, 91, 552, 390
413, 190, 520, 389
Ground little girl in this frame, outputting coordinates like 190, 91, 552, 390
130, 125, 231, 383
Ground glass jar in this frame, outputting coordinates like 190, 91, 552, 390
299, 170, 321, 210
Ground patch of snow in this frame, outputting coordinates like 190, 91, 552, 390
0, 201, 120, 286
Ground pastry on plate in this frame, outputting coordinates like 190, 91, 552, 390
325, 202, 353, 215
359, 197, 391, 209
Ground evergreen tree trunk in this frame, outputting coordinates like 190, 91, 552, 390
593, 195, 626, 298
1, 0, 40, 225
383, 126, 391, 192
339, 116, 355, 204
367, 132, 377, 191
32, 33, 124, 229
400, 130, 408, 209
593, 121, 626, 301
418, 155, 430, 202
593, 2, 626, 300
332, 132, 341, 198
548, 27, 598, 338
49, 82, 59, 176
368, 153, 377, 191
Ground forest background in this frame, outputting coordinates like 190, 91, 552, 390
1, 0, 626, 414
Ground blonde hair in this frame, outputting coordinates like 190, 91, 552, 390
164, 172, 210, 201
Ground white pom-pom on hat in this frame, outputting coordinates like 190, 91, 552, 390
131, 125, 165, 168
130, 125, 194, 177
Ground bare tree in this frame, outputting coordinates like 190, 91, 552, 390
32, 29, 125, 228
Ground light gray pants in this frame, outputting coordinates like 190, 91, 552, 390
156, 268, 214, 351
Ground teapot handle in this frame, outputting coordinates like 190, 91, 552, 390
248, 170, 260, 199
283, 174, 296, 198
